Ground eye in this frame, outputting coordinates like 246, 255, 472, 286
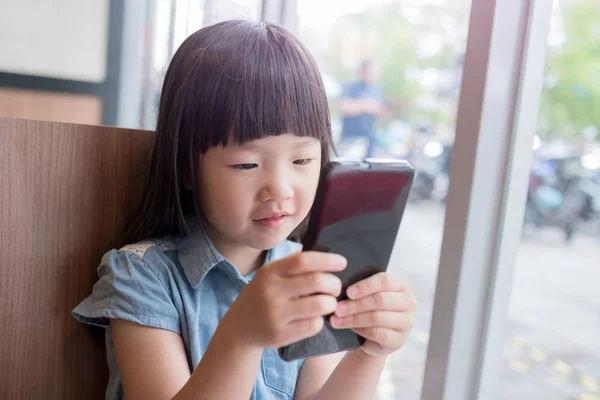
293, 158, 314, 166
232, 163, 258, 170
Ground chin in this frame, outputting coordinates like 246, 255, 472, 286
247, 234, 290, 250
244, 228, 295, 250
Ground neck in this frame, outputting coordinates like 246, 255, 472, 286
203, 224, 266, 276
226, 245, 266, 276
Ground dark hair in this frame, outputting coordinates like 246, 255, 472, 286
124, 20, 333, 243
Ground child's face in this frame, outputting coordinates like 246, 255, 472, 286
198, 133, 322, 250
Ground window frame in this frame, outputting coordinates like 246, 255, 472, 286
270, 0, 555, 398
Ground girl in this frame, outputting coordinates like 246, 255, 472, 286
73, 20, 417, 400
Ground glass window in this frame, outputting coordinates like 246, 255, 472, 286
204, 0, 262, 25
295, 0, 471, 398
138, 0, 206, 130
501, 0, 600, 398
138, 0, 261, 130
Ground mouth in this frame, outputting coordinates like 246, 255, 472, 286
253, 213, 291, 229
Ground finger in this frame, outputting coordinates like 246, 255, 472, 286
330, 311, 414, 331
353, 327, 407, 349
346, 273, 408, 300
283, 317, 325, 345
285, 272, 342, 298
287, 295, 337, 321
335, 292, 414, 317
276, 252, 347, 277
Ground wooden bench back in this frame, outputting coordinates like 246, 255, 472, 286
0, 117, 154, 399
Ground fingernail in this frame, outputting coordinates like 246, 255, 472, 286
336, 303, 348, 316
330, 316, 342, 328
347, 287, 358, 298
332, 254, 347, 268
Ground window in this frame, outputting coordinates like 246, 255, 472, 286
138, 0, 262, 130
295, 1, 471, 397
204, 0, 262, 25
501, 1, 600, 398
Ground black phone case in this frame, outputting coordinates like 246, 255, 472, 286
278, 159, 415, 362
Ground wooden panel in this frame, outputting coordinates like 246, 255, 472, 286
0, 88, 103, 125
0, 117, 155, 399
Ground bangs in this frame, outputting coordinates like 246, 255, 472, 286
175, 20, 332, 153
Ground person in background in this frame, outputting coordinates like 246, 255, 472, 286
339, 60, 389, 158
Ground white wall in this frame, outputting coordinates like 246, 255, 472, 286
0, 0, 109, 82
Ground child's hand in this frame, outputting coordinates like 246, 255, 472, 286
329, 273, 417, 357
223, 252, 347, 350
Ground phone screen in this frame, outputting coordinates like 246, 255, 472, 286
279, 161, 414, 361
305, 167, 413, 288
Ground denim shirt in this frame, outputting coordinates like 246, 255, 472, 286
72, 219, 303, 400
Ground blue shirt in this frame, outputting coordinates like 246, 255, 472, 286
341, 82, 384, 139
72, 218, 303, 400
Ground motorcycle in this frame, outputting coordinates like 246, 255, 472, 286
577, 171, 600, 237
524, 155, 600, 243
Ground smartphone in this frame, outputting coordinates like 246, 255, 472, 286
278, 159, 415, 362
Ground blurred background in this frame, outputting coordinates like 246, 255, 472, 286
1, 0, 598, 399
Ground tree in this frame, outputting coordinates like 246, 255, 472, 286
324, 4, 422, 122
301, 1, 470, 128
299, 0, 598, 139
539, 0, 600, 139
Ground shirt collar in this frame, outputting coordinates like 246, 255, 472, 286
176, 217, 225, 288
177, 217, 300, 288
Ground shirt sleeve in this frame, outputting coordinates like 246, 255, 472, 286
72, 249, 181, 334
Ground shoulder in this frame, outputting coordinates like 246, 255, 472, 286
73, 238, 182, 333
109, 237, 180, 282
119, 237, 177, 260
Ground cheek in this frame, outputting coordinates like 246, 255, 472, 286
198, 168, 232, 212
201, 172, 253, 219
200, 188, 242, 233
296, 169, 321, 213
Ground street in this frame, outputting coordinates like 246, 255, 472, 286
377, 201, 600, 400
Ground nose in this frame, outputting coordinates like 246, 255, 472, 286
258, 171, 294, 203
